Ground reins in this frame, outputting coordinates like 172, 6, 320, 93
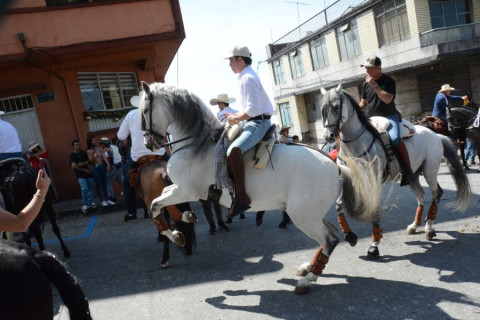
143, 91, 194, 154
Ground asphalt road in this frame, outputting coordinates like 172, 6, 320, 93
41, 162, 480, 320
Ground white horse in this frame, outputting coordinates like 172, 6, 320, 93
321, 84, 471, 258
138, 81, 382, 294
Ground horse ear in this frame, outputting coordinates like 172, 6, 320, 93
142, 81, 151, 95
336, 82, 342, 93
320, 87, 327, 95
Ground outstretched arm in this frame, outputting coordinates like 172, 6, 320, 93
0, 170, 51, 232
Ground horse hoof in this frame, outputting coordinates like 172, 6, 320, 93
278, 221, 287, 229
172, 231, 185, 247
160, 260, 169, 269
406, 226, 417, 235
344, 231, 357, 247
182, 211, 199, 223
63, 249, 71, 259
294, 285, 311, 294
426, 230, 436, 240
367, 246, 380, 259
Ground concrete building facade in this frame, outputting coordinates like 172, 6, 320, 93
0, 0, 184, 200
267, 0, 480, 147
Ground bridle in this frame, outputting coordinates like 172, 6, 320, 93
323, 92, 376, 157
142, 91, 193, 152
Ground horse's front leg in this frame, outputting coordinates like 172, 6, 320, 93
151, 184, 199, 247
335, 191, 357, 247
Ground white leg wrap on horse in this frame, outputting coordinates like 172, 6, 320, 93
425, 219, 435, 231
296, 262, 312, 277
370, 241, 380, 248
406, 222, 419, 234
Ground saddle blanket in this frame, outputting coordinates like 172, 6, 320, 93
369, 116, 415, 138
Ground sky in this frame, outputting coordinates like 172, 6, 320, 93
164, 0, 334, 121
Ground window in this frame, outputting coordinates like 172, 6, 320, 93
288, 50, 305, 79
278, 102, 293, 127
429, 0, 472, 28
78, 73, 138, 111
375, 0, 410, 46
310, 35, 330, 70
0, 94, 35, 114
336, 19, 361, 61
272, 59, 285, 84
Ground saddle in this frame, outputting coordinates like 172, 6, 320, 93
129, 155, 165, 188
369, 116, 416, 182
226, 124, 277, 169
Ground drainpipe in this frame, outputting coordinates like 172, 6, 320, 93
63, 78, 82, 141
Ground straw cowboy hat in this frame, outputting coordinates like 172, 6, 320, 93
209, 94, 236, 106
439, 84, 455, 93
280, 126, 291, 135
99, 137, 111, 145
28, 141, 40, 152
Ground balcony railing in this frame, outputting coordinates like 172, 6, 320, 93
420, 22, 480, 47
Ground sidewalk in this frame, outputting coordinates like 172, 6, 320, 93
52, 196, 134, 216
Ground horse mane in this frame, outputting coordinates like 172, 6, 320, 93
339, 90, 384, 142
148, 84, 224, 156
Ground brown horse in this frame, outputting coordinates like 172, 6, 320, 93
136, 159, 196, 268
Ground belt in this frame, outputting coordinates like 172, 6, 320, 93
248, 114, 271, 121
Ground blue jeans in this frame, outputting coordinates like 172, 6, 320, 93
78, 177, 95, 206
93, 163, 109, 201
385, 113, 401, 147
227, 119, 271, 155
107, 163, 124, 198
465, 138, 476, 162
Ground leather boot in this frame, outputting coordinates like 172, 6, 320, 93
225, 147, 251, 218
395, 139, 414, 186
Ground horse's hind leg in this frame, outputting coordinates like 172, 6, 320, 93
406, 177, 426, 235
45, 203, 70, 258
295, 218, 339, 294
422, 173, 443, 240
335, 192, 357, 247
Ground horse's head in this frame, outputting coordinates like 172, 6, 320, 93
139, 81, 172, 152
449, 107, 477, 129
320, 83, 347, 142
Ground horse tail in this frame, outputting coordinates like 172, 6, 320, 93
438, 134, 471, 211
35, 251, 92, 320
337, 153, 382, 221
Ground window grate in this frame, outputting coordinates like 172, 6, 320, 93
0, 94, 35, 114
78, 72, 138, 112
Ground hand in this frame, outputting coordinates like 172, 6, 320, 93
366, 75, 376, 88
35, 169, 51, 195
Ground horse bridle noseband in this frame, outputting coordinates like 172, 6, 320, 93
325, 93, 376, 157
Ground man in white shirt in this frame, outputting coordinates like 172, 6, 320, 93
117, 95, 167, 221
0, 112, 23, 161
223, 45, 275, 218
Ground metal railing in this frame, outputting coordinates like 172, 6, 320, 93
420, 22, 480, 47
271, 0, 367, 49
